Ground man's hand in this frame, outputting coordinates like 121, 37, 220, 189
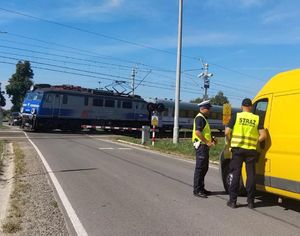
207, 140, 215, 147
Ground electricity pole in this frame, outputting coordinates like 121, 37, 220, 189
198, 62, 213, 100
131, 66, 137, 96
173, 0, 183, 144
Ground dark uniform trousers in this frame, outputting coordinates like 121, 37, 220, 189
193, 144, 209, 194
229, 147, 257, 203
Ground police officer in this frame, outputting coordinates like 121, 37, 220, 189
192, 100, 216, 198
225, 98, 266, 209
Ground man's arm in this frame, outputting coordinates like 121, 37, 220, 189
195, 130, 213, 147
225, 127, 232, 145
258, 129, 267, 142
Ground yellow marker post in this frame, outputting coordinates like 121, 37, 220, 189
223, 103, 232, 125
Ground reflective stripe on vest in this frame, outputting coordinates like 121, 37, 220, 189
231, 112, 259, 150
192, 113, 211, 143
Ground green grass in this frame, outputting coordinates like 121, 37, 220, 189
118, 136, 225, 162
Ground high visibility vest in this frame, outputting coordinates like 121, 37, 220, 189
231, 112, 259, 150
192, 113, 211, 143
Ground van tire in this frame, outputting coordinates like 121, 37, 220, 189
219, 150, 247, 196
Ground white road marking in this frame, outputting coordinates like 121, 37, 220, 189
24, 132, 88, 236
98, 147, 132, 150
95, 138, 219, 170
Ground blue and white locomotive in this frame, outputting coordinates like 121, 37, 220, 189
21, 84, 150, 131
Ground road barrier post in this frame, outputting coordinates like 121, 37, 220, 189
141, 126, 150, 144
152, 125, 156, 146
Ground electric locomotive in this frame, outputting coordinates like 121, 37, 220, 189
21, 84, 149, 131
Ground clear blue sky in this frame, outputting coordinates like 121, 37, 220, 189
0, 0, 300, 109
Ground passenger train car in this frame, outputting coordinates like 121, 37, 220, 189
21, 84, 149, 131
148, 99, 239, 131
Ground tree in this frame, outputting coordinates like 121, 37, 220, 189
0, 93, 5, 107
0, 82, 5, 107
191, 90, 229, 105
190, 97, 203, 104
6, 61, 34, 111
210, 91, 229, 105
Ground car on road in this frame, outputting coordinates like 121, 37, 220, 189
8, 112, 22, 126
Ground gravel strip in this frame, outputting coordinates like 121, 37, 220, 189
3, 140, 69, 236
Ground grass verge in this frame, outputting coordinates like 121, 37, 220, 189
1, 142, 28, 234
118, 136, 224, 162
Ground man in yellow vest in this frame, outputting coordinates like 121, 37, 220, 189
192, 100, 216, 198
225, 98, 266, 209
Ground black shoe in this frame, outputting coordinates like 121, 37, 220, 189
193, 192, 208, 198
227, 201, 237, 208
203, 189, 212, 195
248, 202, 255, 209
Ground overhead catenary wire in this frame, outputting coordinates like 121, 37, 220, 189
0, 7, 268, 82
0, 41, 255, 99
0, 56, 203, 94
0, 6, 264, 102
0, 42, 198, 88
0, 41, 247, 94
0, 7, 201, 61
1, 31, 265, 90
0, 60, 224, 98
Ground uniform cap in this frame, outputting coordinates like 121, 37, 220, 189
242, 98, 252, 107
198, 100, 212, 109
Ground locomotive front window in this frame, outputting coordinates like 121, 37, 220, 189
32, 93, 43, 100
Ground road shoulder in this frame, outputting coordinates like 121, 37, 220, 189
0, 140, 69, 235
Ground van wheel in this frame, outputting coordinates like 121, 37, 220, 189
220, 151, 246, 195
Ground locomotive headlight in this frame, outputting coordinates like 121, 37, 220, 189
31, 108, 36, 114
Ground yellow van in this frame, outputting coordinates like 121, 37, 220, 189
220, 69, 300, 200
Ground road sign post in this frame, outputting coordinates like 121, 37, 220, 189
151, 114, 159, 146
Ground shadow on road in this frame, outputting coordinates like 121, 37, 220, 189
56, 167, 98, 173
255, 191, 300, 213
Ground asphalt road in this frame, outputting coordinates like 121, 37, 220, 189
3, 130, 300, 235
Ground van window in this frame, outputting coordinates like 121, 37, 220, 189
253, 99, 268, 124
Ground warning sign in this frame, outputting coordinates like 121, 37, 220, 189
151, 115, 159, 126
223, 103, 232, 125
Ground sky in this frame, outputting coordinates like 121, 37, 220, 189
0, 0, 300, 109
